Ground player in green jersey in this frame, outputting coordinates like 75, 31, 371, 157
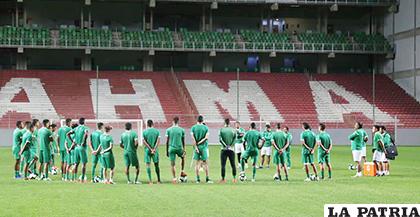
90, 122, 104, 183
12, 121, 24, 179
317, 123, 332, 180
120, 122, 140, 184
300, 122, 319, 181
283, 126, 293, 169
29, 119, 41, 179
19, 123, 36, 180
272, 123, 289, 181
67, 118, 89, 182
143, 120, 161, 184
19, 121, 32, 176
260, 124, 273, 169
38, 119, 53, 181
65, 123, 78, 181
96, 126, 115, 184
372, 125, 386, 176
234, 122, 246, 169
48, 124, 59, 175
218, 118, 237, 183
240, 122, 261, 182
191, 115, 212, 183
348, 122, 366, 177
166, 117, 186, 184
382, 126, 392, 176
57, 118, 72, 180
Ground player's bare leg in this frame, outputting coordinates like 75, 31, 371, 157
14, 159, 20, 178
326, 162, 332, 179
275, 164, 281, 181
319, 163, 325, 179
311, 163, 318, 179
282, 164, 289, 181
304, 164, 310, 180
154, 162, 161, 183
81, 163, 87, 182
125, 166, 131, 183
170, 161, 177, 183
135, 166, 140, 183
109, 168, 114, 184
195, 160, 201, 183
260, 155, 265, 168
267, 156, 271, 168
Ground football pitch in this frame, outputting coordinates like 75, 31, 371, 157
1, 145, 419, 217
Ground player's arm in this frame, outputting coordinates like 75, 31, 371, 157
89, 135, 95, 152
301, 139, 311, 151
283, 138, 290, 152
190, 132, 198, 153
378, 139, 386, 154
101, 142, 113, 154
328, 138, 333, 153
143, 138, 153, 152
219, 131, 227, 148
181, 134, 186, 157
82, 130, 89, 145
348, 131, 358, 140
152, 136, 160, 153
197, 132, 209, 146
166, 136, 169, 157
19, 140, 29, 156
317, 139, 327, 152
272, 140, 280, 152
67, 130, 75, 150
57, 130, 61, 152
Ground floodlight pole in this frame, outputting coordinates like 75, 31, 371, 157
96, 65, 99, 120
236, 67, 240, 121
372, 68, 376, 125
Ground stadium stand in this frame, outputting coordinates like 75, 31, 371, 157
0, 26, 51, 46
180, 28, 236, 49
59, 27, 112, 47
120, 29, 174, 49
1, 70, 420, 128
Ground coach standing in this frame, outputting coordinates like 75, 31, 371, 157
219, 118, 237, 183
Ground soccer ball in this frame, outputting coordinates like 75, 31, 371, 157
93, 176, 102, 183
51, 166, 58, 175
348, 164, 357, 170
239, 173, 247, 182
309, 174, 318, 181
273, 174, 280, 181
179, 172, 188, 183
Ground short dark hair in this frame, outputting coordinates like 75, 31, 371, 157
276, 123, 281, 129
173, 116, 179, 124
50, 124, 57, 129
16, 121, 22, 128
126, 122, 133, 130
266, 124, 271, 129
374, 125, 381, 131
71, 123, 79, 129
302, 122, 310, 130
357, 122, 363, 129
42, 119, 50, 126
25, 121, 31, 128
97, 122, 104, 129
224, 118, 230, 126
32, 119, 39, 125
65, 118, 72, 125
79, 118, 85, 125
284, 126, 289, 131
147, 120, 153, 128
28, 123, 35, 130
319, 123, 326, 131
197, 115, 204, 123
105, 126, 113, 132
381, 126, 386, 131
250, 122, 256, 129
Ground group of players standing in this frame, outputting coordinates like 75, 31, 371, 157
11, 115, 393, 184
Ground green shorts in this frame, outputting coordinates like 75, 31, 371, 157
30, 148, 38, 159
318, 151, 331, 164
273, 150, 286, 165
169, 147, 184, 162
241, 149, 258, 163
12, 146, 21, 160
124, 151, 139, 167
144, 149, 159, 164
92, 153, 102, 166
193, 146, 208, 161
102, 152, 115, 169
66, 150, 74, 165
60, 150, 67, 162
301, 153, 314, 164
39, 149, 51, 164
74, 146, 88, 164
22, 150, 32, 164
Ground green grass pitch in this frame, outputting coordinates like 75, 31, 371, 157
1, 145, 419, 217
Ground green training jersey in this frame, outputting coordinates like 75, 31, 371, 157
38, 127, 52, 151
286, 133, 293, 151
21, 131, 34, 151
300, 129, 316, 154
90, 130, 103, 150
121, 130, 139, 152
317, 131, 331, 152
219, 127, 236, 149
31, 128, 39, 151
191, 124, 209, 147
13, 128, 24, 147
383, 133, 392, 148
166, 125, 185, 150
348, 129, 363, 151
262, 130, 273, 147
143, 128, 160, 149
74, 125, 89, 145
51, 132, 58, 153
272, 130, 288, 149
360, 129, 368, 147
235, 127, 245, 144
373, 132, 384, 152
58, 126, 72, 151
100, 134, 114, 153
244, 129, 261, 151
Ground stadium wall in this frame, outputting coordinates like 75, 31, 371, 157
383, 0, 420, 102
